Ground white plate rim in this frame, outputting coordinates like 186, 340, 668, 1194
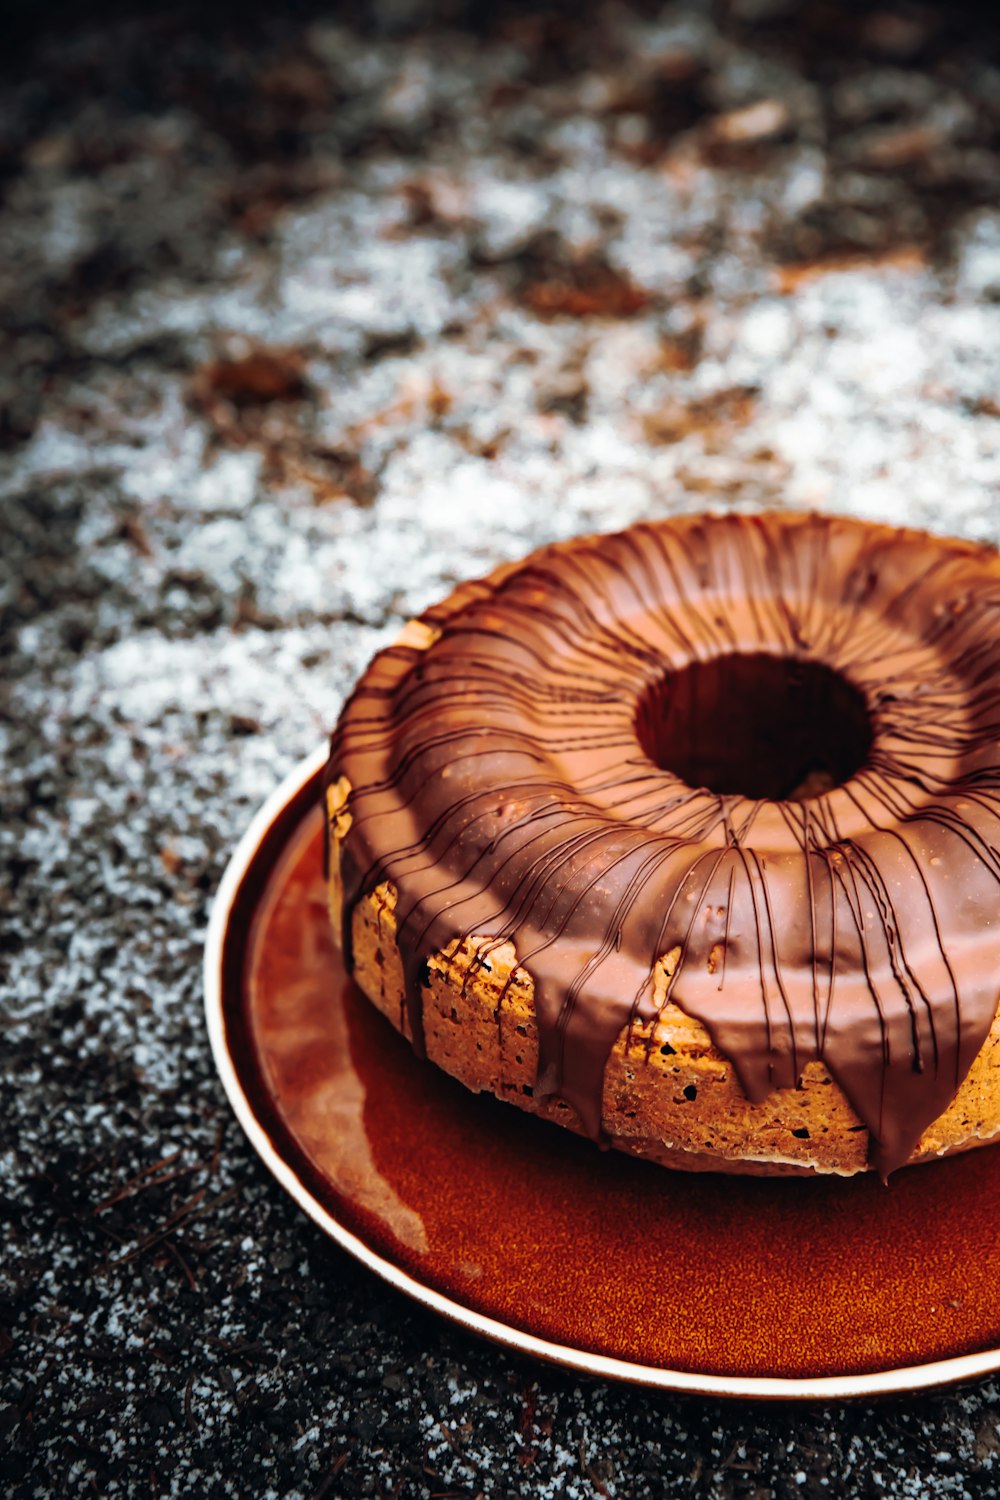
204, 747, 1000, 1401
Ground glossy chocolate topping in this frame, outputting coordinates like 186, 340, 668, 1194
325, 512, 1000, 1177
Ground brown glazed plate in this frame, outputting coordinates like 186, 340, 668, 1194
205, 749, 1000, 1400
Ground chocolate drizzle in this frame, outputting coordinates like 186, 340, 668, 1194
324, 513, 1000, 1177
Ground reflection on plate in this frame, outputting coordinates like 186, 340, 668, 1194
205, 750, 1000, 1399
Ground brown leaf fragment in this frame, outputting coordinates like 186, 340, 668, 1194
521, 258, 649, 320
197, 347, 307, 405
773, 245, 926, 293
287, 445, 379, 507
853, 123, 943, 171
641, 386, 758, 446
711, 99, 791, 144
427, 379, 453, 420
121, 513, 153, 557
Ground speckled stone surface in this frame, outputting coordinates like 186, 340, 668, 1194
3, 2, 1000, 1495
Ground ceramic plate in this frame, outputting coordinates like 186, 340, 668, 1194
205, 749, 1000, 1399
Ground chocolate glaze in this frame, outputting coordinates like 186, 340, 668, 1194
324, 513, 1000, 1177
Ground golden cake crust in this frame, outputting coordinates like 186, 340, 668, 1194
327, 778, 1000, 1177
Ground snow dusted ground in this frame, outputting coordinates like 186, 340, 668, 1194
2, 1, 1000, 1495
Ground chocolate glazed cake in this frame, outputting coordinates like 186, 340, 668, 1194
323, 512, 1000, 1178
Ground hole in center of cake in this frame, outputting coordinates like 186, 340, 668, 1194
635, 652, 873, 801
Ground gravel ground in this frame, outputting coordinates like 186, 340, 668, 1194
3, 1, 1000, 1495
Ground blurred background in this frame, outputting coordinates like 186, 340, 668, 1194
2, 2, 1000, 1496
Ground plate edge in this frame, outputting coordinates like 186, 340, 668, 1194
203, 748, 1000, 1402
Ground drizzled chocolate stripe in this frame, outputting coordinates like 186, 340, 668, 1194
325, 512, 1000, 1177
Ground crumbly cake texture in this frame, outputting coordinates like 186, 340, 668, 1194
322, 516, 1000, 1182
327, 785, 1000, 1179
